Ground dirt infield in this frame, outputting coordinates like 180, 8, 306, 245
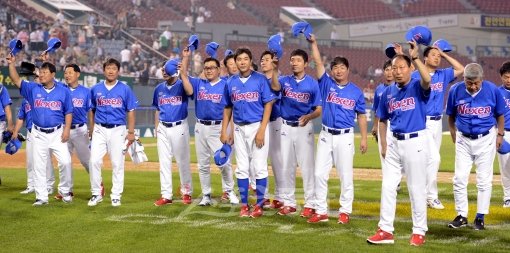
0, 150, 501, 185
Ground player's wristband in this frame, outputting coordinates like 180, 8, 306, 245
498, 132, 504, 137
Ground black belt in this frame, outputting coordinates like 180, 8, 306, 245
99, 123, 123, 129
505, 128, 510, 131
236, 122, 257, 126
71, 123, 85, 129
197, 119, 221, 126
322, 126, 351, 135
461, 131, 490, 140
161, 120, 183, 128
427, 115, 442, 121
393, 132, 419, 140
34, 124, 62, 134
270, 117, 278, 122
283, 120, 299, 127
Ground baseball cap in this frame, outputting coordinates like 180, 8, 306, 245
214, 143, 232, 166
5, 139, 21, 155
291, 21, 313, 40
432, 39, 452, 52
164, 58, 180, 77
224, 49, 234, 57
206, 42, 220, 59
187, 34, 199, 51
385, 43, 397, 59
267, 34, 283, 59
9, 39, 23, 56
19, 62, 37, 76
45, 37, 62, 53
498, 140, 510, 155
405, 25, 432, 46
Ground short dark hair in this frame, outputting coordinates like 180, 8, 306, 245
64, 63, 81, 73
383, 59, 392, 70
103, 58, 121, 70
392, 55, 412, 67
260, 50, 274, 60
500, 61, 510, 76
204, 57, 220, 67
234, 47, 252, 61
223, 54, 235, 66
40, 62, 56, 73
423, 46, 438, 58
290, 49, 308, 63
330, 56, 349, 70
252, 62, 258, 71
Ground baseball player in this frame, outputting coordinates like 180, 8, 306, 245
306, 35, 367, 224
180, 49, 239, 205
411, 46, 464, 209
220, 47, 276, 218
367, 41, 431, 246
7, 56, 74, 206
0, 70, 14, 191
270, 49, 322, 217
497, 61, 510, 208
259, 50, 283, 209
222, 52, 239, 79
88, 58, 138, 207
446, 63, 505, 230
152, 58, 193, 206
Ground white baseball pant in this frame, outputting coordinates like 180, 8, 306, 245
314, 127, 355, 215
268, 118, 283, 200
234, 122, 269, 180
32, 125, 72, 202
378, 130, 428, 235
497, 129, 510, 202
453, 129, 496, 217
26, 130, 55, 190
425, 117, 442, 201
195, 122, 234, 195
90, 124, 126, 199
280, 121, 315, 208
156, 120, 192, 200
67, 124, 91, 191
376, 121, 392, 172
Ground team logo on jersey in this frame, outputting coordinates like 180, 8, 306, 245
197, 91, 222, 103
430, 82, 443, 91
283, 87, 310, 103
505, 98, 510, 108
34, 99, 62, 110
457, 104, 491, 118
326, 92, 355, 109
231, 91, 259, 102
159, 96, 182, 106
24, 103, 31, 112
72, 98, 84, 107
388, 97, 416, 113
97, 97, 123, 107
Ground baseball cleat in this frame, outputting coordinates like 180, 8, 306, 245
198, 195, 212, 206
277, 206, 297, 216
47, 188, 54, 195
448, 215, 468, 228
269, 199, 284, 209
503, 199, 510, 208
427, 199, 445, 209
62, 193, 73, 203
111, 199, 121, 207
473, 217, 485, 230
367, 229, 394, 244
228, 191, 239, 205
182, 194, 192, 205
20, 188, 35, 194
307, 213, 329, 223
250, 205, 263, 218
396, 183, 401, 193
409, 234, 425, 246
87, 195, 103, 207
221, 191, 230, 201
300, 207, 315, 218
239, 205, 250, 217
262, 199, 271, 209
32, 199, 49, 206
154, 198, 172, 206
337, 212, 350, 224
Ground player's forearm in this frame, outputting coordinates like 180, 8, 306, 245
308, 106, 322, 120
448, 115, 457, 141
271, 70, 281, 91
413, 57, 431, 89
154, 110, 159, 129
127, 110, 135, 133
379, 119, 388, 148
259, 101, 273, 131
372, 116, 380, 131
64, 113, 72, 130
180, 56, 194, 96
13, 118, 24, 135
4, 106, 13, 129
442, 53, 464, 77
358, 114, 368, 140
310, 41, 325, 79
8, 61, 22, 88
497, 115, 505, 135
221, 107, 232, 134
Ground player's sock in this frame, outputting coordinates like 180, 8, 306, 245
476, 213, 485, 220
237, 178, 249, 204
255, 177, 267, 207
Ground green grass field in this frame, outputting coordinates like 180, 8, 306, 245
1, 135, 509, 252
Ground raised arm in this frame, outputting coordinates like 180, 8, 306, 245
270, 59, 281, 91
409, 41, 431, 90
307, 34, 325, 79
439, 50, 465, 78
180, 49, 194, 96
6, 54, 22, 88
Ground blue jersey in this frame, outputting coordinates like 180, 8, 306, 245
446, 80, 505, 135
318, 73, 365, 129
17, 99, 33, 130
69, 85, 92, 125
278, 74, 321, 121
498, 86, 510, 129
189, 76, 224, 121
372, 83, 392, 114
0, 85, 13, 121
91, 80, 138, 125
411, 68, 454, 116
20, 80, 73, 128
223, 71, 276, 124
152, 79, 189, 122
377, 78, 430, 133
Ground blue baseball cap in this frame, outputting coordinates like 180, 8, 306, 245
499, 140, 510, 155
45, 37, 62, 53
206, 42, 220, 59
164, 58, 180, 77
5, 139, 21, 155
214, 143, 232, 166
432, 39, 452, 52
267, 34, 283, 59
224, 49, 234, 57
187, 34, 199, 51
291, 21, 313, 40
9, 39, 23, 56
385, 43, 396, 59
405, 25, 432, 46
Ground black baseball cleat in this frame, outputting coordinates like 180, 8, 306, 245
448, 215, 468, 228
473, 217, 485, 230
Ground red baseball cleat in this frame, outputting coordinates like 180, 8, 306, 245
54, 192, 74, 200
250, 205, 263, 218
277, 206, 297, 216
300, 207, 315, 218
240, 205, 250, 217
367, 228, 394, 244
269, 199, 284, 209
182, 194, 192, 205
307, 213, 329, 223
154, 198, 172, 206
337, 212, 350, 224
409, 234, 425, 246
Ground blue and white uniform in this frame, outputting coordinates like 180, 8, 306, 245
446, 80, 505, 218
222, 71, 275, 207
20, 79, 73, 203
0, 84, 12, 133
315, 73, 365, 217
412, 68, 455, 203
376, 78, 431, 236
89, 80, 137, 204
278, 74, 321, 210
497, 86, 510, 205
153, 79, 192, 201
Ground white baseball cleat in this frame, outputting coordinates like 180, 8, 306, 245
32, 199, 49, 206
503, 199, 510, 208
62, 193, 73, 203
20, 188, 35, 194
228, 191, 239, 205
198, 195, 212, 206
427, 199, 445, 209
88, 195, 103, 206
47, 188, 54, 195
111, 199, 121, 207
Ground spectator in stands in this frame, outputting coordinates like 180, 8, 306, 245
131, 41, 142, 55
193, 51, 203, 76
152, 39, 160, 51
162, 26, 172, 43
120, 45, 132, 72
331, 27, 340, 41
55, 10, 65, 25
